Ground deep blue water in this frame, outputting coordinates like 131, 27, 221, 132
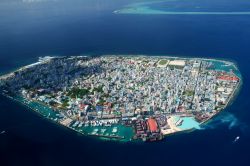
1, 0, 250, 166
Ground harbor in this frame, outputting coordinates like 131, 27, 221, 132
0, 55, 241, 142
0, 92, 135, 142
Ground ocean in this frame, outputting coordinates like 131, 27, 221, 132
0, 0, 250, 166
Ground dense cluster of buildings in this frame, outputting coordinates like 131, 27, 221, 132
0, 56, 240, 141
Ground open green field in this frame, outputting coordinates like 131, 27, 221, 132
158, 59, 169, 66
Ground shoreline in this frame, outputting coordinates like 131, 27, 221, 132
0, 92, 130, 143
0, 55, 242, 142
0, 54, 241, 80
162, 78, 242, 138
199, 75, 242, 127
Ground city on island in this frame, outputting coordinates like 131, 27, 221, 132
0, 55, 241, 142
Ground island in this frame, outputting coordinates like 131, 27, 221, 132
113, 1, 250, 15
0, 55, 241, 142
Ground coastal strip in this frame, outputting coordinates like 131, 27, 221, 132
0, 92, 128, 142
0, 55, 242, 142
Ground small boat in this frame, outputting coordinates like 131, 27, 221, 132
233, 136, 240, 143
78, 122, 83, 128
72, 121, 79, 127
100, 129, 106, 134
112, 127, 118, 133
91, 129, 99, 135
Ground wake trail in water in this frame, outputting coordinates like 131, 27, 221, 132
200, 112, 249, 135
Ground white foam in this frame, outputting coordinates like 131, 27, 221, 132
201, 112, 249, 135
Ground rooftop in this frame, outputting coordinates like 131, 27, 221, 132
147, 118, 158, 132
169, 60, 186, 66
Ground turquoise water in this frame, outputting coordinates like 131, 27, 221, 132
116, 7, 250, 15
207, 60, 242, 78
15, 96, 59, 120
115, 0, 250, 15
179, 117, 201, 130
77, 124, 134, 141
0, 0, 249, 165
13, 95, 134, 142
173, 116, 201, 130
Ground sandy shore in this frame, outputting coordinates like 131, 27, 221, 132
161, 116, 181, 135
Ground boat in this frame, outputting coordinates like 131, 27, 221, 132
112, 127, 118, 133
91, 128, 99, 135
78, 122, 83, 128
101, 129, 106, 133
233, 136, 240, 142
176, 119, 184, 126
223, 64, 231, 67
72, 121, 80, 127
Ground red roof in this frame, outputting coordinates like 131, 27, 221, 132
79, 103, 85, 110
217, 76, 239, 81
147, 118, 158, 132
